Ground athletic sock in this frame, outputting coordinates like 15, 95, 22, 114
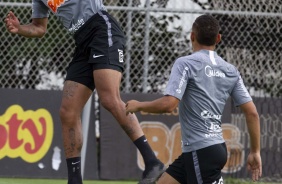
66, 157, 82, 184
134, 135, 161, 170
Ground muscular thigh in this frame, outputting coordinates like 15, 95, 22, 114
93, 69, 122, 101
61, 80, 92, 113
157, 172, 180, 184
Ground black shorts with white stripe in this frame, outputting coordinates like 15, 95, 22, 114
66, 11, 125, 91
166, 143, 227, 184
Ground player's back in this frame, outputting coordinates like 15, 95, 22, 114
173, 49, 240, 152
185, 49, 239, 103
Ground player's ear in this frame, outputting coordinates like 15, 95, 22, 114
216, 34, 221, 44
191, 32, 195, 42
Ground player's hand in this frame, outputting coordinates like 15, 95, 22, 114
5, 11, 20, 34
125, 100, 141, 115
247, 152, 262, 182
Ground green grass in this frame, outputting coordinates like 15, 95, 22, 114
0, 178, 137, 184
224, 178, 279, 184
0, 178, 278, 184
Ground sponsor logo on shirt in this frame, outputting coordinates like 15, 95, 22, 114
176, 67, 189, 94
69, 19, 85, 33
207, 122, 222, 133
205, 65, 226, 78
201, 110, 222, 120
205, 121, 222, 138
47, 0, 66, 13
202, 110, 222, 138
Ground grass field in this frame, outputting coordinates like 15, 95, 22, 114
0, 178, 278, 184
0, 178, 137, 184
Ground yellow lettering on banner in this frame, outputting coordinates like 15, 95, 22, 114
137, 122, 244, 173
0, 105, 53, 163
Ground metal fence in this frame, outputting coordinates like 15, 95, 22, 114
1, 0, 282, 183
0, 0, 281, 96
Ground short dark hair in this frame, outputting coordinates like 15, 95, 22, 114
192, 14, 220, 46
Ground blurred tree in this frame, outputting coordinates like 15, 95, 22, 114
0, 4, 73, 89
192, 0, 282, 96
108, 0, 191, 93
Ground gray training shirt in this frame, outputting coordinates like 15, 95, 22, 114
164, 49, 252, 153
32, 0, 106, 33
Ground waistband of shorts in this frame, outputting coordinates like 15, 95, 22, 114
73, 10, 108, 44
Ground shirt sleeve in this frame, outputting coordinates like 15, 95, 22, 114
231, 72, 252, 106
32, 0, 50, 18
164, 58, 190, 100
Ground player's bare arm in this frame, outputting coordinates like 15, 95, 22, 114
240, 101, 262, 181
240, 101, 260, 153
126, 95, 179, 115
5, 11, 48, 38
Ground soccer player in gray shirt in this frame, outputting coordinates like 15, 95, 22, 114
4, 0, 165, 183
126, 15, 262, 184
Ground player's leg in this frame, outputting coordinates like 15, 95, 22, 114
157, 172, 180, 184
59, 80, 92, 184
157, 154, 186, 184
60, 81, 92, 158
85, 10, 164, 183
93, 69, 142, 139
93, 68, 165, 183
60, 60, 95, 184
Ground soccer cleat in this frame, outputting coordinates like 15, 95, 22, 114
139, 162, 166, 184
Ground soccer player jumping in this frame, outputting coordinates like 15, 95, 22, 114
4, 0, 164, 183
126, 14, 262, 184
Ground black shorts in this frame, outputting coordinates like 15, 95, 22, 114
166, 143, 227, 184
65, 11, 126, 91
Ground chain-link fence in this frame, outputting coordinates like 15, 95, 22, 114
0, 0, 282, 183
1, 0, 281, 96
